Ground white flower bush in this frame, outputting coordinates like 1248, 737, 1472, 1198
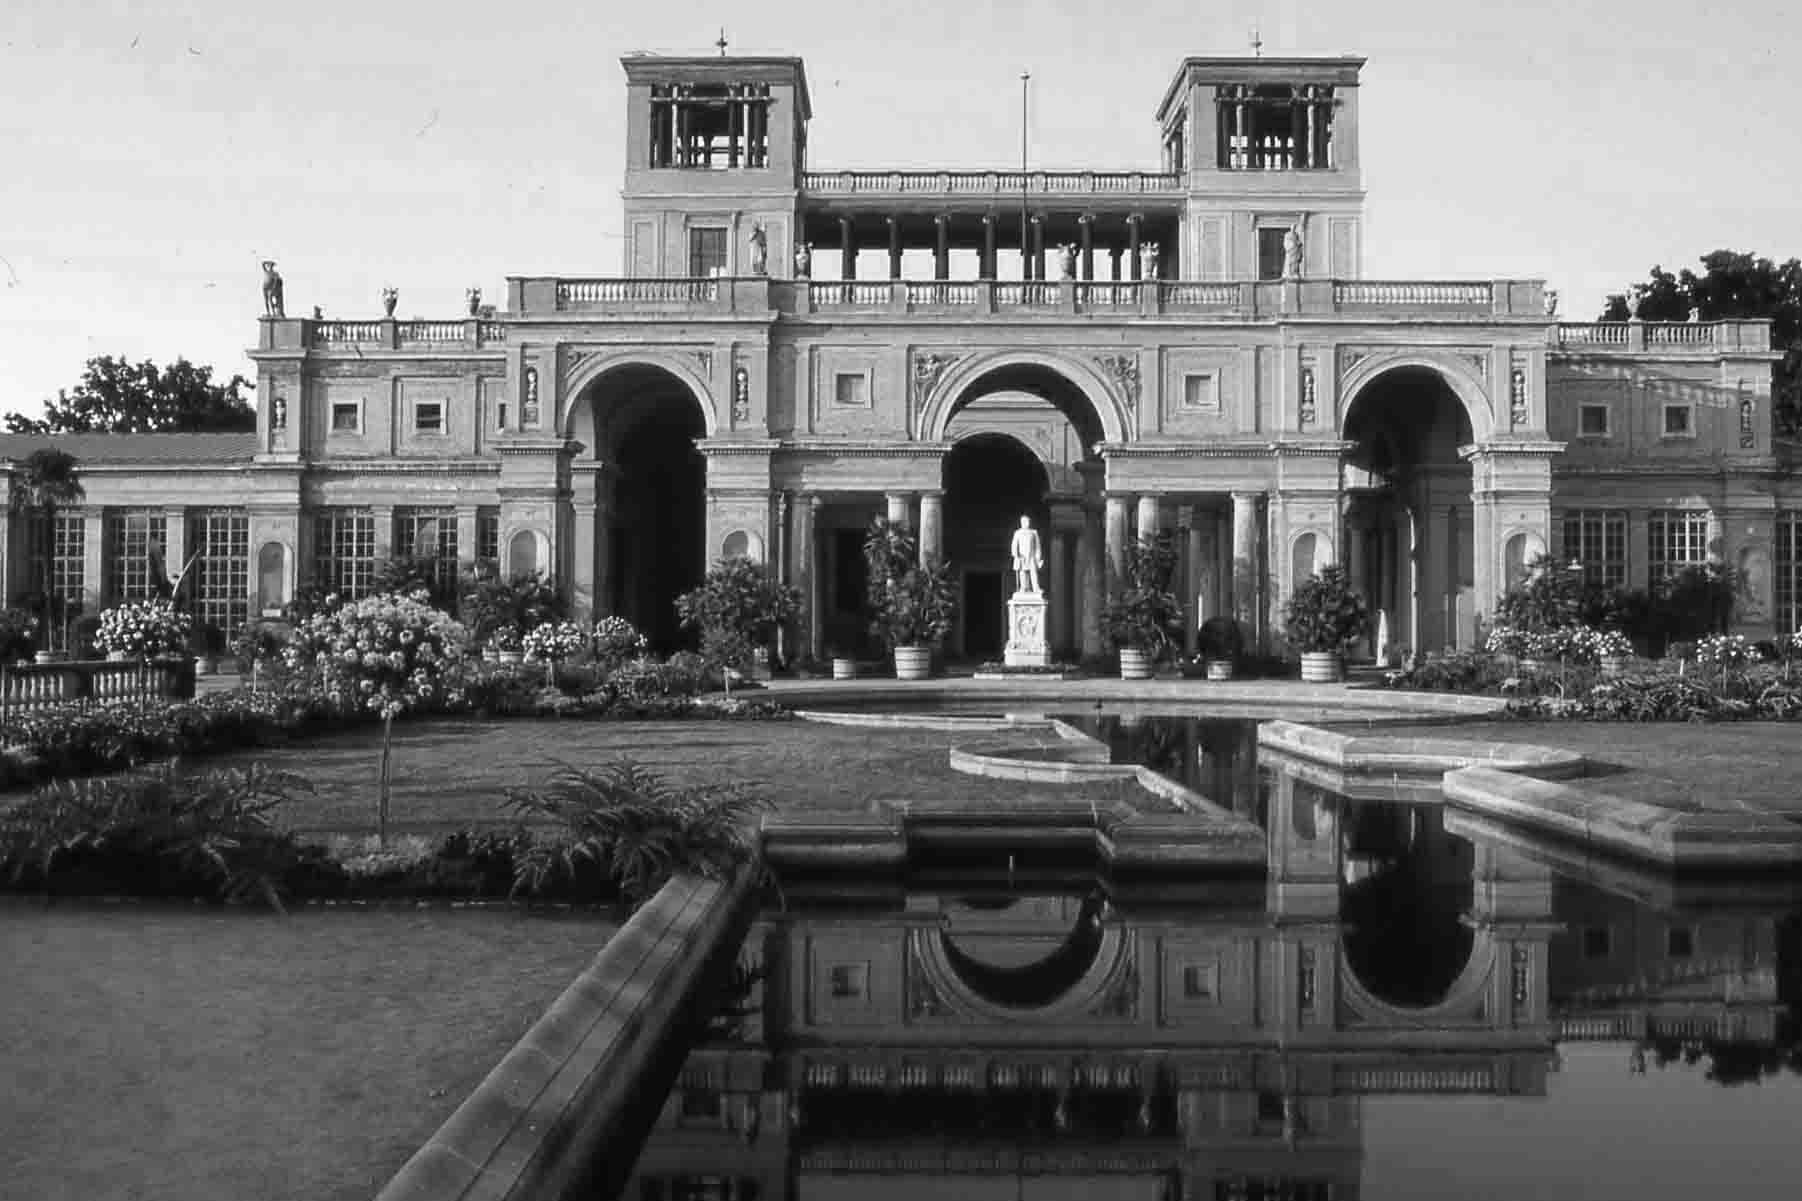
522, 620, 591, 664
281, 590, 469, 720
94, 600, 193, 659
1590, 628, 1634, 659
592, 615, 648, 664
1485, 625, 1529, 656
1695, 633, 1756, 669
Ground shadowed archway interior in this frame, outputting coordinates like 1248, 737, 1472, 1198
572, 365, 707, 652
943, 433, 1051, 657
1340, 800, 1477, 1008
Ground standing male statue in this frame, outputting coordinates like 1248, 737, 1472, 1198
1010, 515, 1043, 595
260, 261, 285, 318
794, 243, 812, 278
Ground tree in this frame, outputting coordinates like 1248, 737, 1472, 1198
5, 355, 255, 434
675, 556, 802, 685
7, 448, 85, 652
1601, 250, 1802, 435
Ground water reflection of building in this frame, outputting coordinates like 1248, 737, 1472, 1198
626, 772, 1566, 1201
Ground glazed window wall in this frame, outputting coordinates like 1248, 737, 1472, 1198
187, 509, 250, 637
313, 509, 377, 600
1558, 510, 1627, 591
104, 509, 168, 603
1647, 509, 1711, 585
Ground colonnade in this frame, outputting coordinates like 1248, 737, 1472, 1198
828, 212, 1161, 284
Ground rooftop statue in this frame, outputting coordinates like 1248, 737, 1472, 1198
261, 261, 285, 318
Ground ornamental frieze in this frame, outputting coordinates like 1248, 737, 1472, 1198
1093, 352, 1141, 411
910, 351, 961, 406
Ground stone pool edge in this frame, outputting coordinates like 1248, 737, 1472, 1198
373, 867, 755, 1201
1259, 719, 1802, 870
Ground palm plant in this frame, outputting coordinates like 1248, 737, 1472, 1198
9, 449, 84, 655
503, 759, 770, 906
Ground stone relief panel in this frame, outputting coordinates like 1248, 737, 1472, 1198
1161, 348, 1239, 436
1738, 543, 1772, 622
810, 346, 891, 437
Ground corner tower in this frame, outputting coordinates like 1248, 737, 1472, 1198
1157, 56, 1367, 281
620, 53, 812, 278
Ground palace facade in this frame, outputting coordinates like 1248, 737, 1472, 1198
0, 51, 1791, 655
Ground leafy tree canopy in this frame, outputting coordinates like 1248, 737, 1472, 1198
1600, 250, 1802, 435
5, 355, 255, 434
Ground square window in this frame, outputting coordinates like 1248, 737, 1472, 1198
828, 964, 868, 999
1663, 405, 1692, 436
1581, 926, 1612, 959
833, 372, 869, 408
1182, 374, 1218, 411
414, 401, 444, 433
331, 402, 360, 432
1667, 926, 1695, 959
1182, 962, 1219, 999
1579, 404, 1609, 436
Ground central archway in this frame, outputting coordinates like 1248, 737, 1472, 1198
567, 363, 708, 652
1341, 364, 1478, 652
942, 433, 1050, 657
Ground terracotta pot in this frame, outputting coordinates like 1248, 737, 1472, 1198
1601, 655, 1632, 677
105, 651, 128, 662
498, 650, 525, 665
893, 646, 931, 680
1205, 660, 1235, 681
1118, 648, 1153, 680
831, 658, 858, 681
1300, 651, 1343, 683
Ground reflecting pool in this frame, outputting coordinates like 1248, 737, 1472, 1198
616, 716, 1802, 1200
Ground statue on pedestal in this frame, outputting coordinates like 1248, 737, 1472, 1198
794, 243, 812, 279
1138, 242, 1160, 282
1544, 288, 1560, 317
260, 261, 285, 318
271, 395, 287, 431
1282, 226, 1303, 279
1010, 515, 1043, 595
749, 223, 769, 275
381, 286, 398, 317
1057, 244, 1077, 281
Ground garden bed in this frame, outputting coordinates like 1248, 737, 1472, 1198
0, 905, 615, 1201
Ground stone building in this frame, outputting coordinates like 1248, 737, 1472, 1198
0, 51, 1788, 654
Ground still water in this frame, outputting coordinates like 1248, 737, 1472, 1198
621, 717, 1802, 1201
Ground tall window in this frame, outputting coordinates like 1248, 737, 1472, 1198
1559, 511, 1627, 590
188, 509, 249, 637
313, 509, 377, 600
1778, 515, 1802, 635
688, 227, 729, 277
1648, 509, 1711, 585
395, 507, 459, 602
649, 82, 772, 169
1257, 228, 1287, 281
104, 509, 168, 603
27, 514, 85, 651
477, 507, 500, 576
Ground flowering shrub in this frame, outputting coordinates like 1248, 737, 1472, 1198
488, 624, 523, 652
1696, 633, 1757, 669
591, 616, 649, 666
95, 600, 193, 659
282, 591, 469, 720
1591, 628, 1635, 659
522, 620, 591, 664
1525, 626, 1595, 664
1485, 626, 1529, 657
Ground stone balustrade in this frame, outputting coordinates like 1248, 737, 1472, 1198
1553, 320, 1771, 353
258, 317, 508, 352
801, 169, 1184, 196
0, 658, 197, 718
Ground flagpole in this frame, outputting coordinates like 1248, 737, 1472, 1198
1019, 70, 1030, 281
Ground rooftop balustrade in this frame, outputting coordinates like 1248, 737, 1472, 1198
1552, 320, 1772, 353
800, 169, 1184, 197
255, 316, 509, 353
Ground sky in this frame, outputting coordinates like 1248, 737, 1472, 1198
3, 0, 1798, 420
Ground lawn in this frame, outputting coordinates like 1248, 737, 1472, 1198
1364, 720, 1802, 818
0, 906, 614, 1201
208, 717, 1147, 835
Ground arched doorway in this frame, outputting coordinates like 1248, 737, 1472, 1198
1339, 800, 1477, 1008
1342, 366, 1477, 653
938, 361, 1108, 659
570, 364, 708, 652
942, 434, 1050, 657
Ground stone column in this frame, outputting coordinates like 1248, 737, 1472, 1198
1079, 506, 1105, 658
161, 507, 188, 594
1185, 507, 1204, 655
886, 216, 903, 281
1029, 215, 1045, 282
917, 490, 944, 566
795, 495, 822, 659
1126, 214, 1143, 281
1049, 524, 1072, 654
1104, 494, 1131, 591
372, 504, 396, 565
1077, 213, 1095, 281
1136, 494, 1161, 543
934, 214, 951, 281
1110, 247, 1123, 282
981, 214, 998, 279
81, 512, 104, 616
1232, 491, 1262, 631
885, 491, 912, 529
570, 470, 599, 619
839, 216, 856, 280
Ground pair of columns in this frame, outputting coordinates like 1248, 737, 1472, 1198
1103, 491, 1266, 642
883, 491, 944, 564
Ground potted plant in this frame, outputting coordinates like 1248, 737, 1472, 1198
675, 556, 802, 687
1198, 616, 1244, 681
862, 518, 957, 680
192, 622, 226, 675
1099, 533, 1184, 680
828, 646, 857, 680
1593, 628, 1634, 676
490, 625, 525, 664
1282, 565, 1371, 683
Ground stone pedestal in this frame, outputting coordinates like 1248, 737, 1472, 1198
1004, 590, 1050, 667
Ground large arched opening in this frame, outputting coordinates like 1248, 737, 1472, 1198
1341, 365, 1477, 654
938, 362, 1106, 659
1339, 800, 1477, 1009
569, 364, 708, 652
